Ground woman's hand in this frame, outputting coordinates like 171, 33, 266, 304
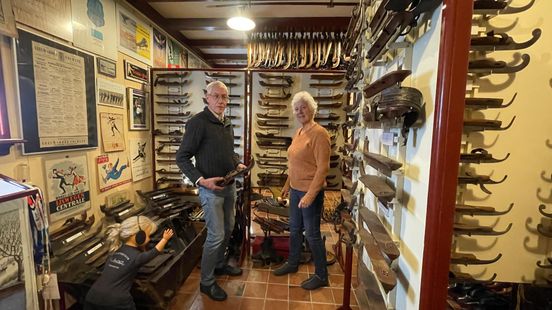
281, 186, 289, 198
298, 196, 314, 208
162, 229, 174, 241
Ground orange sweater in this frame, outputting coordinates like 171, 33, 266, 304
285, 123, 331, 202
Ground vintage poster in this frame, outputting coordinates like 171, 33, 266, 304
99, 112, 125, 152
0, 0, 16, 38
129, 137, 152, 181
0, 203, 23, 292
167, 39, 182, 68
14, 0, 72, 42
44, 155, 91, 222
153, 28, 167, 68
97, 153, 132, 192
180, 48, 188, 68
124, 60, 149, 84
187, 54, 200, 69
71, 0, 118, 60
117, 5, 152, 65
32, 41, 89, 148
16, 30, 97, 154
97, 78, 125, 108
127, 88, 148, 130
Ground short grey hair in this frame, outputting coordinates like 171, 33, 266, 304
105, 216, 157, 252
291, 91, 318, 114
206, 80, 228, 95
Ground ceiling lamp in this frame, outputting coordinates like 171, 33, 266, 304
227, 16, 255, 31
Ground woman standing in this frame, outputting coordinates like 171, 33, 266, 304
272, 91, 331, 290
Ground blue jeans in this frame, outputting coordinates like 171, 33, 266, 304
198, 183, 237, 286
288, 188, 327, 280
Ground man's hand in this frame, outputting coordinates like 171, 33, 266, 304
298, 196, 314, 209
237, 163, 247, 171
199, 177, 225, 190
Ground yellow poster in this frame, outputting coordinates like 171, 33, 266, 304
136, 23, 151, 61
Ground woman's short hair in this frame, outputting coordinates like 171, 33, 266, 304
105, 216, 157, 252
206, 80, 228, 95
291, 91, 318, 115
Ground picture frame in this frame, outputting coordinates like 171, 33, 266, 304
124, 59, 149, 84
0, 0, 17, 38
127, 87, 149, 130
97, 57, 117, 78
16, 30, 98, 155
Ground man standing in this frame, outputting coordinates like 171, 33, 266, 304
176, 81, 244, 301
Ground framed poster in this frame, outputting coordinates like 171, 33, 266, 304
167, 39, 181, 68
15, 30, 98, 155
99, 112, 125, 152
0, 0, 16, 38
127, 88, 148, 130
97, 57, 116, 78
14, 0, 72, 42
129, 137, 152, 181
124, 59, 149, 84
97, 78, 125, 108
117, 5, 152, 65
71, 0, 117, 60
153, 28, 167, 68
97, 153, 131, 192
44, 154, 91, 222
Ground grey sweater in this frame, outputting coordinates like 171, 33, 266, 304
176, 107, 239, 184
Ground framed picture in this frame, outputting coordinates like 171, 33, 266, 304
116, 5, 152, 66
129, 137, 152, 181
97, 57, 117, 78
96, 78, 125, 108
124, 60, 149, 84
16, 30, 98, 155
99, 112, 125, 152
96, 153, 131, 192
127, 88, 149, 130
72, 0, 117, 60
0, 0, 17, 38
44, 154, 91, 222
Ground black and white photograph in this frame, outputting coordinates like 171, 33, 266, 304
0, 206, 23, 292
97, 78, 125, 108
97, 57, 117, 78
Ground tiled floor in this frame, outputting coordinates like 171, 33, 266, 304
169, 220, 360, 310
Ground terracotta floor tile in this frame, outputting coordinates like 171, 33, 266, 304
168, 292, 196, 310
223, 280, 246, 297
266, 283, 289, 300
289, 272, 309, 286
327, 263, 344, 275
311, 303, 338, 310
240, 298, 265, 310
310, 287, 334, 304
289, 286, 311, 302
268, 273, 289, 285
265, 299, 289, 310
247, 269, 270, 282
350, 289, 358, 306
298, 264, 309, 273
289, 301, 313, 310
329, 274, 344, 288
192, 294, 241, 310
331, 288, 345, 305
243, 282, 268, 298
232, 269, 250, 281
179, 276, 200, 293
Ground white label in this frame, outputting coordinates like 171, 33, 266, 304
118, 209, 131, 216
162, 203, 175, 209
86, 243, 104, 256
63, 231, 84, 244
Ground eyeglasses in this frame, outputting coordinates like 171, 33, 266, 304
208, 94, 230, 101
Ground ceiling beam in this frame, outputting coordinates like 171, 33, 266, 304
190, 39, 246, 48
167, 17, 350, 32
204, 54, 247, 60
146, 0, 356, 5
125, 0, 211, 66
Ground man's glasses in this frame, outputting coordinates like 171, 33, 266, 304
208, 94, 230, 101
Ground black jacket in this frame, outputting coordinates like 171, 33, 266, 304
176, 107, 239, 184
